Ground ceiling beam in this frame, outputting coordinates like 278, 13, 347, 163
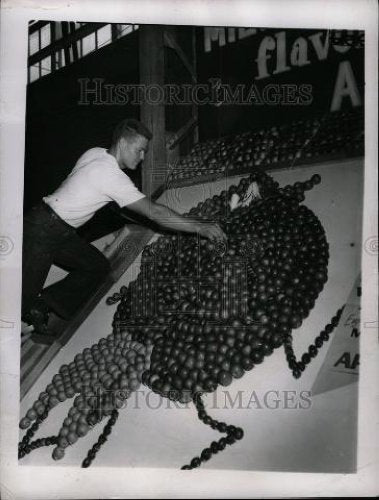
28, 22, 107, 67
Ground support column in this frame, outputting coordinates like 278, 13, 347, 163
139, 25, 167, 198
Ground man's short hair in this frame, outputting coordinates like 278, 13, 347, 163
111, 119, 153, 145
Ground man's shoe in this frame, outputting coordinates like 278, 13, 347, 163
22, 307, 49, 333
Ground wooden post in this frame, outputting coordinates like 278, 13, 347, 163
192, 27, 199, 145
61, 22, 71, 65
111, 24, 119, 42
70, 22, 79, 62
50, 22, 56, 73
139, 26, 167, 198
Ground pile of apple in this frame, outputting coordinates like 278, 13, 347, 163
168, 108, 363, 183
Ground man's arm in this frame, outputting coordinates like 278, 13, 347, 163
124, 197, 227, 242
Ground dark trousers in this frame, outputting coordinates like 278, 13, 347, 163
22, 202, 111, 320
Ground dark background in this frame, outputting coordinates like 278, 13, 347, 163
196, 27, 364, 139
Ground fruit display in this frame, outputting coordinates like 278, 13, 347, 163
19, 169, 344, 469
168, 108, 364, 184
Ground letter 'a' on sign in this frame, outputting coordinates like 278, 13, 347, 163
290, 38, 311, 67
333, 352, 360, 370
331, 60, 362, 111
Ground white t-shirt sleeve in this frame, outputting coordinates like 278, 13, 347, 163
101, 168, 146, 208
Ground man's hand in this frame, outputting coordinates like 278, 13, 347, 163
125, 198, 227, 241
198, 222, 227, 242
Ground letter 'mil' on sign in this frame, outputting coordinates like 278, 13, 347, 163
331, 60, 362, 111
204, 27, 257, 52
204, 28, 226, 52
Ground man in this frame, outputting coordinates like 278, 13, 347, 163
22, 119, 226, 336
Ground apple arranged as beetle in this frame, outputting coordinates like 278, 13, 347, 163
19, 168, 339, 470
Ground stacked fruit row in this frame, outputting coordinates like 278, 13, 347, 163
19, 334, 151, 461
168, 108, 363, 183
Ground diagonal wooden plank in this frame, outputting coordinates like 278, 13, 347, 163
20, 341, 46, 382
164, 30, 196, 82
166, 117, 198, 151
20, 341, 62, 399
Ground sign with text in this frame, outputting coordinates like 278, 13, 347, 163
312, 275, 361, 396
197, 27, 364, 138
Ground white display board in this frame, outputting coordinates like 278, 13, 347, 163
20, 159, 362, 473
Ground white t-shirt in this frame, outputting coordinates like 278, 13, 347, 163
43, 147, 146, 228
